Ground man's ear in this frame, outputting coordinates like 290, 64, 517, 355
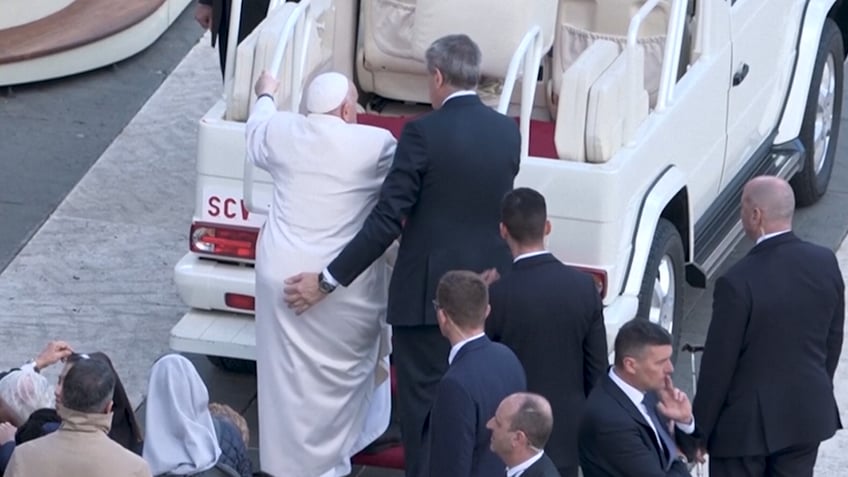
434, 68, 445, 88
544, 219, 552, 237
104, 400, 114, 415
499, 222, 509, 241
483, 303, 492, 320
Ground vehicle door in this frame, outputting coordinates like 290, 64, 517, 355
722, 0, 806, 189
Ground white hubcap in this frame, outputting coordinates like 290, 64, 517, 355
814, 54, 836, 174
649, 255, 676, 334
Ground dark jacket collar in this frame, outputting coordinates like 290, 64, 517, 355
601, 369, 653, 431
440, 94, 482, 110
452, 335, 489, 364
748, 231, 798, 256
513, 252, 556, 270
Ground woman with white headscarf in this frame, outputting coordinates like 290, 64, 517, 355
143, 354, 251, 477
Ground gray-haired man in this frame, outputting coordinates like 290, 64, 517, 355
284, 34, 522, 476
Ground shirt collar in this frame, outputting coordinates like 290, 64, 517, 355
448, 333, 486, 364
507, 450, 545, 477
514, 250, 550, 263
608, 367, 645, 409
441, 90, 477, 106
756, 229, 791, 245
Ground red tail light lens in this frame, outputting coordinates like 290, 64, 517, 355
225, 293, 256, 311
190, 222, 258, 260
574, 267, 608, 299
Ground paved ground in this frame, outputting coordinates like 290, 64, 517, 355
1, 18, 848, 476
0, 5, 204, 272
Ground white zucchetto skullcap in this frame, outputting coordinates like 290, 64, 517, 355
306, 72, 350, 114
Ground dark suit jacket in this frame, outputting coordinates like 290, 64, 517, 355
693, 232, 844, 457
328, 95, 521, 326
486, 253, 608, 469
521, 453, 562, 477
578, 374, 691, 477
422, 336, 526, 477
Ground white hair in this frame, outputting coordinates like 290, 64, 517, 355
0, 368, 55, 423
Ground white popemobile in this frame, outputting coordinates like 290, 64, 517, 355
170, 0, 848, 371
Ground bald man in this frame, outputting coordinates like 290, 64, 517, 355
488, 393, 561, 477
246, 71, 397, 477
693, 176, 844, 476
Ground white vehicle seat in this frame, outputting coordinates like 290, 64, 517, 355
554, 40, 619, 162
357, 0, 558, 106
584, 45, 648, 163
227, 2, 333, 121
551, 0, 668, 110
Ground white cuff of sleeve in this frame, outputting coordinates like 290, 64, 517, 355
675, 418, 696, 435
322, 268, 339, 287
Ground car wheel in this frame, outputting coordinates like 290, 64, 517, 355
791, 18, 844, 206
207, 355, 256, 374
637, 219, 685, 354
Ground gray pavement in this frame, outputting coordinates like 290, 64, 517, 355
1, 28, 848, 476
0, 5, 204, 273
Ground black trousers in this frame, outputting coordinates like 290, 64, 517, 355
392, 325, 450, 477
709, 443, 820, 477
216, 0, 272, 75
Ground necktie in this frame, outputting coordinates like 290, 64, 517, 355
642, 395, 679, 470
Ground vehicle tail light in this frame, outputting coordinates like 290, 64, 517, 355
190, 222, 258, 260
225, 293, 256, 311
574, 267, 608, 299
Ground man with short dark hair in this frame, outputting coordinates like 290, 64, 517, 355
694, 176, 843, 476
578, 319, 694, 477
487, 187, 607, 477
488, 392, 561, 477
283, 33, 521, 476
422, 270, 526, 477
6, 358, 151, 477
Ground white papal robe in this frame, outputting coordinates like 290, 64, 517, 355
246, 96, 396, 477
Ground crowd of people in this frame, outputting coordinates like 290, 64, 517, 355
0, 343, 253, 477
0, 4, 840, 477
244, 25, 844, 477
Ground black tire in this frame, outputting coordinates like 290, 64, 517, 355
207, 355, 256, 374
791, 19, 844, 206
636, 219, 685, 355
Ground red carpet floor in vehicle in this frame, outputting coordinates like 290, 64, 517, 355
358, 113, 558, 159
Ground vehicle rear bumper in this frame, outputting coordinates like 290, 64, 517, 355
174, 252, 256, 314
170, 309, 256, 360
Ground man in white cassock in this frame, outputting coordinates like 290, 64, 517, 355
246, 70, 396, 477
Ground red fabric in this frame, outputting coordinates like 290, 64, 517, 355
357, 113, 559, 159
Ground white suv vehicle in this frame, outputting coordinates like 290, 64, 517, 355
171, 0, 847, 370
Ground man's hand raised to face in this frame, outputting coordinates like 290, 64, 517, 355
284, 273, 327, 315
656, 375, 693, 425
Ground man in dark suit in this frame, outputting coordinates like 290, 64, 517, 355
423, 271, 526, 477
693, 176, 843, 476
283, 34, 521, 476
194, 0, 271, 75
579, 319, 696, 477
486, 187, 608, 477
488, 392, 562, 477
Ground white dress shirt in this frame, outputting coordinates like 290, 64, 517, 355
506, 450, 544, 477
756, 229, 791, 245
513, 250, 550, 263
608, 368, 695, 452
448, 333, 486, 365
